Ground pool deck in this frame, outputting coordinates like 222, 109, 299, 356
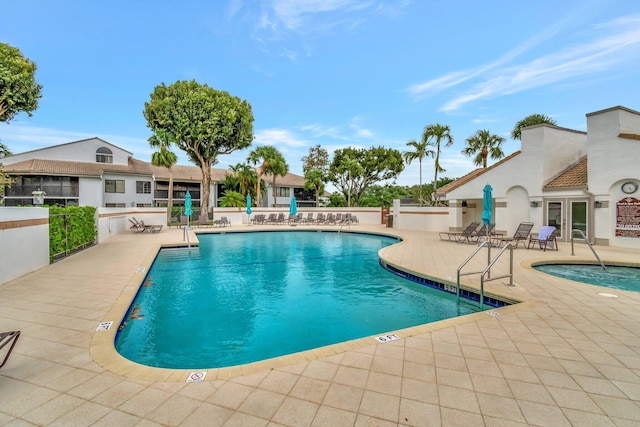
1, 224, 640, 426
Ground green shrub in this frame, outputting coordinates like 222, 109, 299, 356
49, 206, 97, 262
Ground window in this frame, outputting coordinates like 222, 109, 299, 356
136, 181, 151, 194
276, 187, 290, 197
96, 147, 113, 163
105, 179, 125, 193
105, 203, 126, 208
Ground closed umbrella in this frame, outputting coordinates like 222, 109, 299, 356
184, 191, 192, 227
289, 196, 297, 216
482, 183, 493, 280
246, 194, 252, 225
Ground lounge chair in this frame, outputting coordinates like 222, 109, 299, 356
494, 222, 534, 248
214, 216, 230, 227
326, 213, 337, 225
1, 331, 20, 369
439, 222, 480, 242
527, 226, 558, 251
265, 213, 277, 224
344, 213, 359, 225
316, 213, 326, 224
133, 217, 163, 233
275, 213, 286, 224
251, 214, 265, 225
129, 218, 146, 233
469, 223, 496, 244
303, 213, 315, 224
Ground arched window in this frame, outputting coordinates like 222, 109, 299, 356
96, 147, 113, 163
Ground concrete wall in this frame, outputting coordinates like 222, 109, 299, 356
97, 207, 168, 243
392, 205, 450, 231
0, 207, 50, 285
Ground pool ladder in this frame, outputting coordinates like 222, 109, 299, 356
570, 229, 606, 270
456, 241, 514, 308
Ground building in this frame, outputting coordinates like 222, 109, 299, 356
436, 105, 640, 249
1, 137, 315, 212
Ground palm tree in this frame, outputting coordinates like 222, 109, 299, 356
235, 163, 258, 197
511, 114, 557, 140
423, 124, 453, 205
219, 190, 245, 208
462, 129, 506, 168
247, 145, 286, 207
150, 134, 178, 223
268, 157, 289, 207
304, 168, 326, 207
403, 139, 435, 206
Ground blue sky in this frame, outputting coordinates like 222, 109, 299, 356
2, 0, 640, 187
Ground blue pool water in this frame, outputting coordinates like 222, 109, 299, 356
534, 264, 640, 292
115, 231, 481, 369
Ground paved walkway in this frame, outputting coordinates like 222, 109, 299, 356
1, 225, 639, 426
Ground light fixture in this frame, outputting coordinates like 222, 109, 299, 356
530, 201, 539, 207
594, 201, 602, 208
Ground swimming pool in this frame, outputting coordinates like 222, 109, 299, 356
115, 231, 483, 369
533, 263, 640, 292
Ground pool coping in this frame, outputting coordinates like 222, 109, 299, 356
90, 228, 534, 382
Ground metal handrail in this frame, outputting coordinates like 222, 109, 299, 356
457, 241, 514, 308
480, 243, 514, 307
571, 229, 606, 270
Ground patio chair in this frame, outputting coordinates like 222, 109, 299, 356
1, 331, 20, 369
439, 222, 480, 242
316, 213, 326, 224
326, 213, 337, 225
214, 216, 230, 227
303, 213, 315, 224
344, 213, 359, 225
129, 218, 147, 233
133, 217, 163, 233
494, 222, 534, 248
469, 223, 496, 244
275, 213, 286, 224
528, 226, 558, 251
265, 213, 277, 224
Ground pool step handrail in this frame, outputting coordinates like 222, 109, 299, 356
457, 241, 514, 308
570, 229, 606, 270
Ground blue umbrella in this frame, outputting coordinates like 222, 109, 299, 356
289, 196, 297, 216
184, 191, 192, 226
481, 184, 493, 226
246, 194, 252, 215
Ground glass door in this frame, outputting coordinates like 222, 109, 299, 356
546, 201, 564, 238
570, 201, 588, 239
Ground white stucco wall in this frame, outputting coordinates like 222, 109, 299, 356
0, 207, 50, 284
79, 177, 104, 207
2, 138, 131, 165
96, 208, 168, 243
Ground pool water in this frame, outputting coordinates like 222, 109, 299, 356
534, 264, 640, 292
116, 231, 481, 369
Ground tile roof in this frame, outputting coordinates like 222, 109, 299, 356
436, 151, 522, 195
619, 133, 640, 140
544, 156, 588, 190
3, 157, 306, 186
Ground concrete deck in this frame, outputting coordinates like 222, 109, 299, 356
1, 225, 640, 426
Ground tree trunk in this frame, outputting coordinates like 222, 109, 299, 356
200, 162, 212, 215
167, 168, 174, 224
481, 146, 488, 168
418, 158, 423, 206
272, 176, 277, 207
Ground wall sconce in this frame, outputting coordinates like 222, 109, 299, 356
461, 200, 468, 207
594, 201, 602, 208
530, 201, 539, 208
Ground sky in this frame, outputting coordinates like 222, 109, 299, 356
2, 0, 640, 189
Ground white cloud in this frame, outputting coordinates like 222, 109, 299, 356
254, 128, 309, 147
408, 13, 640, 112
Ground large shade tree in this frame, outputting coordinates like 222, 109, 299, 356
0, 43, 42, 123
511, 114, 557, 140
403, 138, 435, 206
143, 80, 254, 216
423, 124, 453, 205
247, 145, 286, 207
328, 146, 404, 207
149, 132, 178, 223
462, 129, 506, 168
304, 168, 326, 207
